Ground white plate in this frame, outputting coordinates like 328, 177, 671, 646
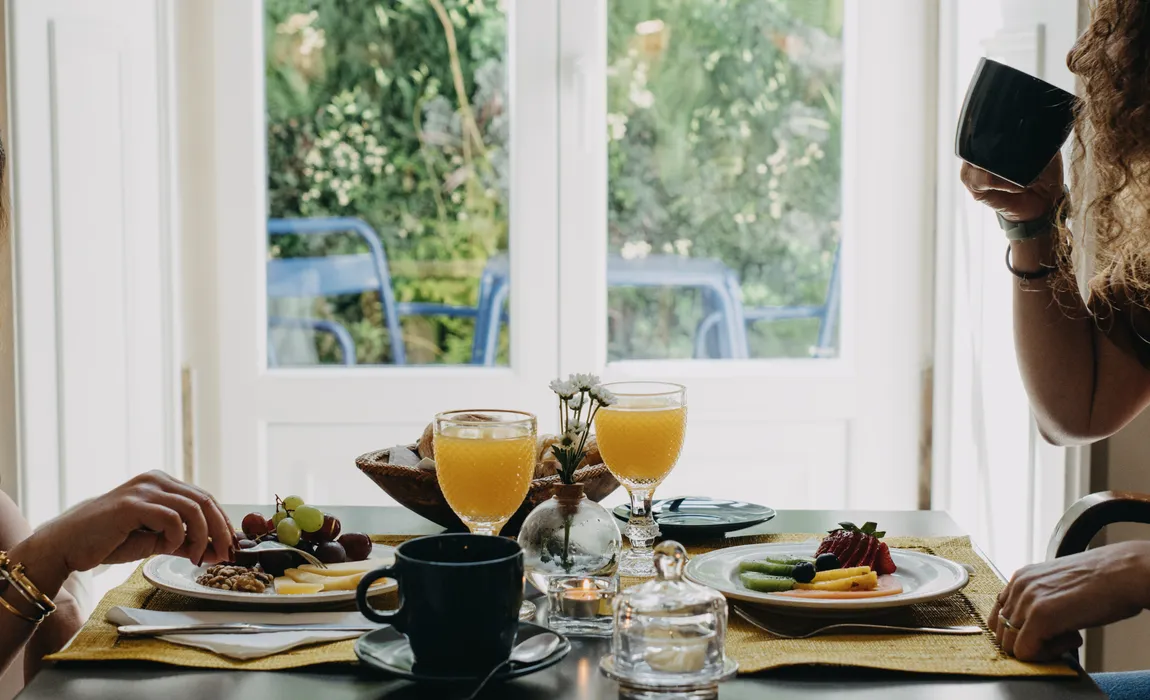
685, 542, 969, 613
143, 544, 397, 606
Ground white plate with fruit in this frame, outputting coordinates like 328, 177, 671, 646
684, 521, 970, 612
143, 496, 397, 606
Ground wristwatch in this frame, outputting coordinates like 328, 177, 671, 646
995, 186, 1070, 241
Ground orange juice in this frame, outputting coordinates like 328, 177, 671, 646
435, 428, 535, 531
594, 404, 687, 487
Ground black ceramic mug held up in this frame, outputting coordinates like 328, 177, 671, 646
955, 57, 1079, 187
356, 534, 524, 674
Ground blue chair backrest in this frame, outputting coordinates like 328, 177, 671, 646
267, 217, 406, 364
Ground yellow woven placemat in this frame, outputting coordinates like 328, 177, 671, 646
647, 534, 1076, 677
46, 536, 416, 670
49, 533, 1076, 677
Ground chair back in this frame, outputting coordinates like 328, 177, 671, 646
267, 217, 406, 364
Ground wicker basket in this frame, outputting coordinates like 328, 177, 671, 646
355, 449, 621, 535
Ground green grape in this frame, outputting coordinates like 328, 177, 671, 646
293, 505, 323, 533
272, 509, 288, 526
283, 495, 305, 512
276, 517, 302, 546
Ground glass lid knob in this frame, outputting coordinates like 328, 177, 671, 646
653, 540, 688, 581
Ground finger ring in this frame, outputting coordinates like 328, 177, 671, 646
999, 613, 1022, 632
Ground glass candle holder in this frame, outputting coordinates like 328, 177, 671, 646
545, 575, 618, 637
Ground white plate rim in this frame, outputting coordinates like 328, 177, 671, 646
684, 542, 970, 612
142, 544, 396, 606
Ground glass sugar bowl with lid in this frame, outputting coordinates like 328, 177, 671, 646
600, 541, 737, 698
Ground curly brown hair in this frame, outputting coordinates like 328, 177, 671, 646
1062, 0, 1150, 304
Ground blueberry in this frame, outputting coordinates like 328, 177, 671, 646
816, 553, 841, 571
792, 562, 816, 584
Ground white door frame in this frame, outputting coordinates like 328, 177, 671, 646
557, 0, 936, 510
6, 0, 181, 523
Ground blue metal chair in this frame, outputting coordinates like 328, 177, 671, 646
476, 254, 750, 365
738, 245, 842, 358
267, 217, 487, 366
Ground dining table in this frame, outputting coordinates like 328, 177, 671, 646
19, 506, 1105, 699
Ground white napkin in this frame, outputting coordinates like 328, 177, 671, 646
107, 606, 379, 660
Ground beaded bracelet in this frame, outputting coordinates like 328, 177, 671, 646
0, 552, 56, 624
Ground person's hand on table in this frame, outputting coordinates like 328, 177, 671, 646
9, 471, 236, 599
990, 541, 1150, 661
960, 152, 1065, 223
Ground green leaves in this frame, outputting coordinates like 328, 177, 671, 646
829, 521, 886, 539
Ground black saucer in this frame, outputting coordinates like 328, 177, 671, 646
355, 621, 570, 683
613, 497, 776, 538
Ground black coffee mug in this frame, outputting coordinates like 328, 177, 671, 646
955, 57, 1079, 187
356, 534, 524, 674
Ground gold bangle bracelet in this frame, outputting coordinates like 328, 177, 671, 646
8, 564, 56, 617
0, 552, 55, 620
0, 589, 40, 624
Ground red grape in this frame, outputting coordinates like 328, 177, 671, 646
315, 542, 347, 564
258, 550, 294, 577
302, 514, 342, 543
338, 533, 372, 561
242, 512, 270, 539
237, 539, 256, 550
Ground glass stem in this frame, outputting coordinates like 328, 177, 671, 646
471, 523, 498, 537
626, 489, 659, 554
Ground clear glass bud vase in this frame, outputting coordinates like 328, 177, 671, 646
519, 483, 622, 590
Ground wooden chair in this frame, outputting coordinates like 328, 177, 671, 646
1047, 491, 1150, 559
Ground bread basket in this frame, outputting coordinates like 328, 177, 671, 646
356, 449, 620, 535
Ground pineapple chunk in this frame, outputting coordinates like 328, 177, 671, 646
284, 568, 328, 585
274, 577, 324, 595
811, 566, 871, 583
298, 558, 389, 577
794, 571, 879, 591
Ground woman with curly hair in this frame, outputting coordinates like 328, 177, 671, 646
962, 0, 1150, 692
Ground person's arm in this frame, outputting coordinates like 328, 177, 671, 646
0, 472, 236, 679
962, 157, 1150, 445
989, 540, 1150, 661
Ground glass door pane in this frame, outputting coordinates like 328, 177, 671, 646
606, 0, 843, 361
264, 0, 510, 367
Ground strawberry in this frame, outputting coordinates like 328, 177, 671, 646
815, 521, 897, 574
875, 542, 897, 576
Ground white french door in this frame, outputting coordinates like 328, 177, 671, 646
198, 0, 934, 511
201, 0, 559, 505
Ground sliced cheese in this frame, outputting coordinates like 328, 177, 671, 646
319, 572, 365, 592
776, 575, 903, 599
274, 577, 324, 595
298, 558, 389, 577
284, 568, 328, 585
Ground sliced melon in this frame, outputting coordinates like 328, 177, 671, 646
274, 577, 324, 595
298, 558, 389, 577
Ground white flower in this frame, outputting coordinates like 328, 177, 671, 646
550, 378, 576, 398
567, 420, 586, 435
621, 240, 652, 260
559, 433, 576, 448
591, 386, 617, 406
567, 394, 585, 410
570, 373, 600, 391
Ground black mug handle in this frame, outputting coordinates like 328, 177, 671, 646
356, 565, 404, 628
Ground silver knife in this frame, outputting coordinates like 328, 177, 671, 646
118, 623, 380, 637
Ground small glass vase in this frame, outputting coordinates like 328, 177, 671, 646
519, 483, 622, 633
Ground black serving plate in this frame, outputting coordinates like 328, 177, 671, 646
613, 497, 776, 538
355, 621, 570, 683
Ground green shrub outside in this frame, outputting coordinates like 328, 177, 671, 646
265, 0, 842, 364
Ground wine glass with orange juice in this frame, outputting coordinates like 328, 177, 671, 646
434, 410, 537, 537
593, 382, 687, 577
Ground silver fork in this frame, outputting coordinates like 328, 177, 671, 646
732, 605, 983, 639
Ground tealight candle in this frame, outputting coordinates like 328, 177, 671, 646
560, 579, 603, 618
